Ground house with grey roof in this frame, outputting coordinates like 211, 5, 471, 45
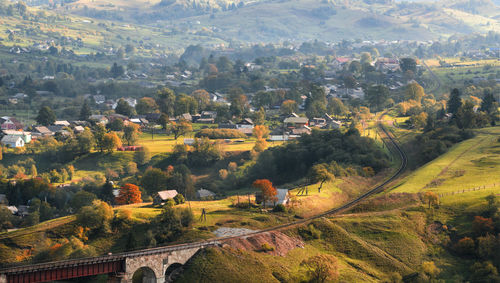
1, 135, 25, 147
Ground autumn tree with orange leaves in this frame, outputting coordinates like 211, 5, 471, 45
116, 183, 142, 205
253, 179, 277, 208
253, 125, 270, 153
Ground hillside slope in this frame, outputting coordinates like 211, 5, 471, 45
53, 0, 500, 42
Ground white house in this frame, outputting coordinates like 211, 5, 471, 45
153, 190, 179, 205
197, 189, 216, 199
1, 135, 25, 148
264, 188, 290, 207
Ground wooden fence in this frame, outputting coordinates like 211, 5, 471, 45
438, 183, 499, 198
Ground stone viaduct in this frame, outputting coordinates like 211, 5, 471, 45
0, 241, 220, 283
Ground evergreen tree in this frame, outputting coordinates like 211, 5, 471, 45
36, 106, 56, 126
480, 90, 498, 114
447, 88, 462, 115
80, 100, 92, 121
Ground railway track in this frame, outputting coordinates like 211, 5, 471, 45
0, 121, 408, 273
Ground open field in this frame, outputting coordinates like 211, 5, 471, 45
138, 132, 283, 154
391, 126, 500, 195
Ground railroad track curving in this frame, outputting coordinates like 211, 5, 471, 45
0, 121, 408, 273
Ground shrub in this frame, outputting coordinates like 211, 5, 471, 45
299, 224, 322, 240
260, 243, 275, 252
163, 199, 176, 207
272, 204, 287, 213
455, 237, 475, 255
174, 194, 185, 205
195, 128, 246, 139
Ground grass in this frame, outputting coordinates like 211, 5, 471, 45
391, 126, 500, 195
138, 132, 283, 154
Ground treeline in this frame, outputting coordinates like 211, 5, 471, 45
449, 194, 500, 282
247, 128, 390, 185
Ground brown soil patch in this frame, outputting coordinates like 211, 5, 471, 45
222, 231, 304, 256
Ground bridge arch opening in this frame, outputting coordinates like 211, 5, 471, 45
132, 266, 157, 283
164, 263, 183, 282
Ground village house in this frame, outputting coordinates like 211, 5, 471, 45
1, 130, 31, 143
0, 117, 23, 130
284, 114, 309, 129
196, 189, 216, 200
32, 126, 54, 137
112, 98, 137, 109
257, 188, 290, 207
1, 135, 24, 147
54, 120, 71, 127
177, 113, 193, 122
89, 115, 109, 125
197, 111, 217, 124
153, 190, 179, 205
93, 95, 106, 104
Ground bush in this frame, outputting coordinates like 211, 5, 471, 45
260, 243, 275, 252
163, 199, 176, 207
195, 128, 246, 139
298, 224, 322, 240
174, 194, 185, 205
272, 204, 287, 213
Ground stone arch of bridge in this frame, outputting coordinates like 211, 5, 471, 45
131, 266, 157, 283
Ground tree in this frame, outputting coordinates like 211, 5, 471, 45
300, 255, 339, 283
447, 88, 462, 115
115, 99, 135, 117
405, 82, 425, 103
365, 85, 389, 111
360, 52, 372, 65
480, 90, 498, 114
309, 164, 335, 192
110, 63, 124, 78
158, 113, 170, 130
423, 191, 439, 208
134, 146, 151, 165
328, 97, 347, 117
349, 61, 362, 73
136, 97, 158, 115
107, 118, 124, 131
36, 106, 56, 126
455, 237, 475, 255
141, 167, 168, 194
157, 88, 176, 116
281, 100, 298, 115
253, 179, 277, 208
123, 123, 140, 146
77, 128, 95, 154
229, 92, 249, 118
174, 94, 198, 116
116, 183, 142, 205
400, 58, 417, 73
76, 200, 113, 232
80, 100, 92, 121
0, 206, 13, 231
30, 164, 37, 177
102, 132, 122, 153
93, 124, 107, 152
70, 191, 97, 211
192, 89, 211, 111
253, 125, 270, 139
421, 261, 440, 280
170, 120, 192, 140
477, 234, 497, 259
472, 216, 494, 236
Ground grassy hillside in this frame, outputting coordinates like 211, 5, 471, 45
391, 126, 500, 195
49, 0, 500, 43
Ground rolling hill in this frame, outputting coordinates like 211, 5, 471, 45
50, 0, 500, 42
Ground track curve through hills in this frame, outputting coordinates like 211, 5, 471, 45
0, 121, 408, 273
